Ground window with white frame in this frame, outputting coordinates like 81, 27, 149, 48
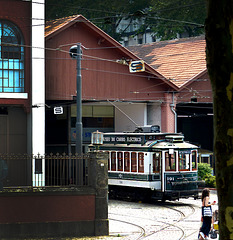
0, 20, 24, 93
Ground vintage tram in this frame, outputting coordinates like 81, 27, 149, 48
89, 126, 200, 201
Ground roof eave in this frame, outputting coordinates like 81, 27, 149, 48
179, 68, 208, 90
45, 15, 83, 39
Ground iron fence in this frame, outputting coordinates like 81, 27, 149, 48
45, 153, 89, 186
0, 153, 90, 188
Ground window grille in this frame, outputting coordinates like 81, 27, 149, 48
0, 20, 24, 93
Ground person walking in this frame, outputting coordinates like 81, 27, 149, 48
199, 188, 216, 240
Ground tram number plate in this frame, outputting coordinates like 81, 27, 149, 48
167, 177, 175, 181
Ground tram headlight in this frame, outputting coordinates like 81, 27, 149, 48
91, 130, 104, 145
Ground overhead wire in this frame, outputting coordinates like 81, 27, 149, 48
0, 15, 203, 30
1, 2, 211, 109
1, 40, 209, 99
8, 0, 206, 29
42, 0, 206, 24
0, 7, 208, 100
1, 40, 207, 81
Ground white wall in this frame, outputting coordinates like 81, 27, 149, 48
31, 0, 45, 186
114, 102, 147, 132
147, 102, 161, 127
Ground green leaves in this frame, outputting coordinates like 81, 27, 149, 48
198, 163, 216, 188
45, 0, 206, 42
149, 0, 206, 40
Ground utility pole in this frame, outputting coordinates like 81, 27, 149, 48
76, 43, 83, 156
76, 43, 83, 185
69, 43, 83, 185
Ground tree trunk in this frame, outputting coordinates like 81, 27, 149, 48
205, 1, 233, 239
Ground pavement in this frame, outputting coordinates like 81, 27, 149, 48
75, 190, 219, 240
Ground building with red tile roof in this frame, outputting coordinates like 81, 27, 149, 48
128, 36, 213, 151
44, 15, 181, 153
128, 36, 206, 88
44, 14, 213, 153
128, 35, 212, 104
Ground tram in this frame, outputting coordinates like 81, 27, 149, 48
89, 126, 200, 201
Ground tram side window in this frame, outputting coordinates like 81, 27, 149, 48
131, 152, 137, 172
111, 152, 116, 171
138, 153, 144, 173
165, 152, 176, 171
124, 152, 130, 172
192, 151, 197, 170
107, 152, 110, 170
153, 152, 160, 173
179, 152, 190, 171
117, 152, 123, 171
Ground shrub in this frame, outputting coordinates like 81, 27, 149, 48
204, 173, 216, 188
198, 163, 212, 179
198, 163, 216, 188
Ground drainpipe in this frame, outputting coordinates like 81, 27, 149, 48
170, 92, 177, 133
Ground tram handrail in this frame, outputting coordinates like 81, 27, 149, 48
171, 180, 204, 186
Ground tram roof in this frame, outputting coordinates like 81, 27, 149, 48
103, 132, 185, 145
151, 141, 198, 149
104, 132, 182, 136
96, 141, 198, 151
98, 132, 198, 150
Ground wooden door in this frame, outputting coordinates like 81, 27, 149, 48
0, 116, 8, 153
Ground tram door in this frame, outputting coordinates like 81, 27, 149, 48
0, 116, 8, 153
153, 152, 162, 190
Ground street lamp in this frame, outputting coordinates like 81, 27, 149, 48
69, 43, 83, 185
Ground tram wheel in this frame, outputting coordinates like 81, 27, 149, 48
161, 194, 166, 203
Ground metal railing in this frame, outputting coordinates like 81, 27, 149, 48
0, 153, 89, 188
45, 153, 89, 186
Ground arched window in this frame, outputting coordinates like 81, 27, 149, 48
0, 20, 24, 93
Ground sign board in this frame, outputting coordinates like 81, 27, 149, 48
71, 127, 114, 143
129, 60, 145, 73
54, 106, 63, 115
103, 134, 145, 144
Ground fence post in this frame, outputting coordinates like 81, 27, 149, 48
88, 152, 109, 236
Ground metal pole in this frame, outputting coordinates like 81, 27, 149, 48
76, 43, 83, 185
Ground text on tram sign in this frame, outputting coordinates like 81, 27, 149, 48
103, 135, 143, 144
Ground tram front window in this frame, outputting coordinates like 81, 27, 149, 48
179, 152, 190, 171
153, 152, 160, 173
165, 152, 176, 171
192, 151, 197, 170
138, 153, 144, 173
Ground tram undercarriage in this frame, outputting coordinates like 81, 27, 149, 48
109, 185, 199, 202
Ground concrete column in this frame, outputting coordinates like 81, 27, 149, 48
88, 152, 109, 236
161, 93, 176, 133
31, 0, 45, 186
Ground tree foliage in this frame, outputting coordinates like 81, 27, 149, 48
45, 0, 206, 42
45, 0, 151, 41
148, 0, 206, 40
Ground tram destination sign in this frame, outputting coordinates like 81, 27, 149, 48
103, 135, 145, 144
103, 133, 177, 145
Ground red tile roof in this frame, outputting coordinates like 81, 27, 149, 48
45, 15, 81, 38
128, 36, 207, 88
